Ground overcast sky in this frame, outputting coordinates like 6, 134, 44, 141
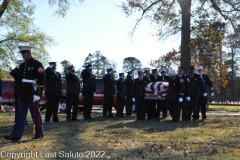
33, 0, 180, 72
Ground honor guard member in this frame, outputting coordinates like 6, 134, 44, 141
185, 65, 206, 121
116, 72, 126, 117
125, 70, 134, 116
197, 66, 214, 120
81, 64, 96, 120
133, 68, 150, 121
103, 68, 116, 117
66, 65, 81, 121
166, 70, 185, 122
177, 67, 190, 121
44, 62, 62, 122
156, 68, 169, 119
4, 46, 45, 141
9, 59, 28, 124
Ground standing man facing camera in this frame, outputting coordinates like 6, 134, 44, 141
4, 46, 45, 141
81, 64, 96, 120
44, 62, 62, 123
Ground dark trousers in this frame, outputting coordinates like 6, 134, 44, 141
167, 99, 179, 122
45, 95, 60, 122
126, 95, 133, 116
14, 94, 19, 123
146, 100, 155, 119
11, 100, 43, 139
179, 99, 187, 121
66, 95, 79, 120
156, 101, 168, 118
136, 95, 146, 120
83, 92, 94, 118
198, 96, 208, 118
116, 97, 125, 116
187, 97, 199, 120
103, 95, 114, 116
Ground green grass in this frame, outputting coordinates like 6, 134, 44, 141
208, 105, 240, 111
0, 111, 240, 160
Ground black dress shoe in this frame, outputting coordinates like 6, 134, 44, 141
4, 136, 20, 142
103, 114, 107, 118
72, 118, 79, 121
108, 114, 114, 117
32, 136, 44, 140
53, 120, 61, 123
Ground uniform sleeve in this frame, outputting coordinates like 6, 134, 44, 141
133, 79, 137, 98
205, 75, 214, 92
44, 67, 52, 81
178, 77, 185, 98
198, 75, 206, 92
35, 61, 45, 97
0, 78, 2, 97
10, 68, 20, 78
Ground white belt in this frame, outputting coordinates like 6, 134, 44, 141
22, 79, 35, 83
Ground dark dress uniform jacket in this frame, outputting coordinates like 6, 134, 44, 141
81, 69, 96, 93
185, 73, 206, 98
66, 73, 80, 96
116, 79, 126, 98
10, 67, 21, 96
199, 74, 214, 94
158, 75, 170, 82
45, 68, 62, 96
18, 58, 45, 100
0, 78, 2, 97
150, 74, 160, 82
125, 75, 134, 96
179, 75, 190, 97
166, 76, 185, 100
103, 74, 116, 96
133, 77, 150, 97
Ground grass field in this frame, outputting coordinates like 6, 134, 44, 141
0, 108, 240, 160
208, 105, 240, 111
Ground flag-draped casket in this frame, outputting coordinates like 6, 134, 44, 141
145, 82, 169, 100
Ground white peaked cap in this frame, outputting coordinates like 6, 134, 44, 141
18, 46, 33, 51
168, 70, 176, 76
137, 68, 144, 72
197, 66, 203, 70
160, 68, 167, 72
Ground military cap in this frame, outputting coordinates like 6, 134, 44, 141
49, 62, 56, 65
197, 66, 203, 70
151, 68, 157, 73
168, 70, 176, 76
18, 46, 33, 53
137, 68, 144, 72
68, 64, 74, 70
188, 65, 194, 70
143, 67, 151, 71
160, 68, 166, 73
127, 70, 132, 74
85, 64, 92, 70
119, 73, 124, 76
178, 66, 185, 71
107, 68, 113, 72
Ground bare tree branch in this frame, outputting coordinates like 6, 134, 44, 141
0, 0, 10, 19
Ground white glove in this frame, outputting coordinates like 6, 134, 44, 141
132, 98, 135, 102
49, 64, 54, 68
0, 96, 2, 100
125, 97, 127, 99
94, 92, 96, 95
211, 92, 214, 97
179, 98, 183, 102
203, 93, 207, 97
186, 97, 191, 101
33, 95, 40, 102
79, 93, 82, 97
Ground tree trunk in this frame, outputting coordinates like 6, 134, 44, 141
178, 0, 191, 69
0, 0, 10, 19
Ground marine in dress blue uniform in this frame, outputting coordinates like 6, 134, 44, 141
4, 46, 45, 141
66, 65, 81, 120
103, 68, 116, 117
81, 64, 96, 120
44, 62, 62, 122
197, 66, 214, 120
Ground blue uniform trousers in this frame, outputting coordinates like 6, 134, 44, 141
10, 100, 44, 139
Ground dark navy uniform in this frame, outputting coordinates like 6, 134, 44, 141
125, 72, 134, 116
116, 73, 126, 117
156, 73, 170, 119
166, 72, 185, 122
186, 71, 206, 120
81, 64, 96, 119
0, 78, 2, 100
103, 68, 116, 117
44, 62, 62, 122
66, 66, 81, 120
133, 75, 150, 121
6, 50, 45, 141
198, 74, 214, 119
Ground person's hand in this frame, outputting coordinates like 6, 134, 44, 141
211, 92, 214, 97
186, 97, 191, 101
0, 96, 2, 101
179, 98, 183, 102
203, 93, 207, 97
79, 93, 82, 97
33, 95, 40, 102
94, 92, 96, 95
132, 98, 135, 102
